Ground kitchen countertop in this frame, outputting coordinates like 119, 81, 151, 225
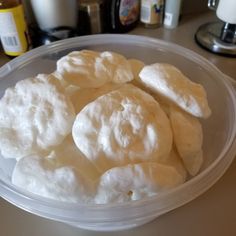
1, 11, 236, 236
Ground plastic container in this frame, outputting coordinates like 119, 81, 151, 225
0, 34, 236, 231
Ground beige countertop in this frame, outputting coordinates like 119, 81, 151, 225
1, 10, 236, 236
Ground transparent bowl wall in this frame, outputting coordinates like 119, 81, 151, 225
0, 35, 236, 231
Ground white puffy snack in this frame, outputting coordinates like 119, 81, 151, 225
72, 84, 173, 172
169, 106, 203, 176
0, 49, 212, 204
160, 148, 187, 181
128, 59, 145, 80
95, 162, 185, 204
129, 59, 146, 89
56, 50, 134, 88
12, 153, 95, 203
70, 82, 122, 114
139, 63, 211, 118
0, 74, 75, 159
52, 135, 101, 181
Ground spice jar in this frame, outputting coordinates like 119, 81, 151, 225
140, 0, 164, 28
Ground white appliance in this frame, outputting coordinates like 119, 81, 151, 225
195, 0, 236, 56
30, 0, 78, 40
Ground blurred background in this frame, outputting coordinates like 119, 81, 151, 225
0, 0, 235, 71
0, 0, 209, 50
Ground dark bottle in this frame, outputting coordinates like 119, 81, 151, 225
106, 0, 140, 33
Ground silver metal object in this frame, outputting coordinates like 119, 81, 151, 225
79, 0, 105, 34
207, 0, 218, 10
195, 22, 236, 56
195, 0, 236, 56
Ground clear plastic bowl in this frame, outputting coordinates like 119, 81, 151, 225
0, 34, 236, 231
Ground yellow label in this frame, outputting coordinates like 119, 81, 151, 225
0, 5, 29, 56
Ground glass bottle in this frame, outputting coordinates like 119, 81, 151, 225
0, 0, 30, 57
107, 0, 140, 33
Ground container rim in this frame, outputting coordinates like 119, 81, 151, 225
0, 34, 236, 224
